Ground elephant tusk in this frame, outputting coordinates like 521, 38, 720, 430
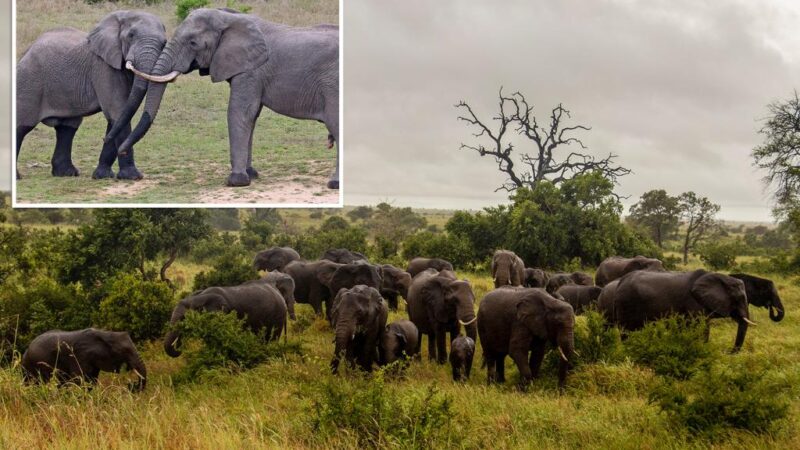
126, 61, 180, 83
559, 347, 568, 361
572, 349, 581, 357
459, 317, 477, 326
133, 369, 144, 380
743, 318, 757, 326
171, 337, 180, 347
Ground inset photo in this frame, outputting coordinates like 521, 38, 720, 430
13, 0, 340, 206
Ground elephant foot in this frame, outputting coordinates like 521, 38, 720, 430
117, 166, 144, 180
246, 167, 259, 179
327, 179, 339, 189
52, 164, 80, 177
226, 172, 251, 187
92, 165, 115, 179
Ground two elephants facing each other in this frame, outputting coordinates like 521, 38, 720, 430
595, 255, 665, 287
17, 11, 167, 180
598, 269, 756, 352
330, 285, 388, 373
112, 8, 340, 189
22, 328, 147, 391
491, 250, 525, 288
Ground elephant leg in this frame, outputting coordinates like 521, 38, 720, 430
386, 292, 398, 311
16, 125, 35, 179
245, 105, 263, 180
510, 348, 532, 389
113, 121, 143, 180
529, 340, 546, 379
226, 75, 262, 187
496, 356, 506, 383
427, 332, 437, 362
452, 363, 460, 381
52, 123, 81, 177
486, 355, 497, 384
325, 105, 339, 189
93, 121, 119, 179
435, 325, 448, 365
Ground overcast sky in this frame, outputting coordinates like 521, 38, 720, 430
343, 0, 800, 221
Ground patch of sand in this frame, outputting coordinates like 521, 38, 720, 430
197, 176, 339, 205
99, 179, 159, 198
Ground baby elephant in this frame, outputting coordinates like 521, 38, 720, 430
22, 329, 147, 391
449, 335, 475, 382
380, 320, 419, 366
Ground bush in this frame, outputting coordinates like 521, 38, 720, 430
192, 246, 257, 291
310, 371, 463, 449
94, 273, 175, 342
401, 232, 475, 269
176, 0, 210, 21
649, 362, 789, 438
574, 309, 624, 365
697, 241, 739, 271
623, 316, 712, 379
189, 232, 241, 264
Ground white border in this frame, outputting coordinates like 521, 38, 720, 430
11, 0, 344, 209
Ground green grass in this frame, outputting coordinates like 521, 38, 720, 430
15, 0, 338, 204
1, 260, 799, 448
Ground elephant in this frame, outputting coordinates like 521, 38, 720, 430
595, 255, 665, 287
546, 272, 592, 293
523, 268, 549, 288
16, 11, 166, 180
328, 263, 383, 311
449, 335, 475, 382
112, 8, 340, 189
556, 285, 603, 314
730, 273, 785, 322
330, 285, 388, 373
22, 328, 146, 391
491, 250, 525, 288
601, 270, 755, 352
477, 287, 575, 390
283, 259, 342, 318
407, 257, 454, 277
379, 319, 419, 365
322, 248, 368, 264
253, 247, 301, 272
250, 270, 297, 320
164, 279, 288, 357
406, 269, 478, 364
379, 264, 412, 311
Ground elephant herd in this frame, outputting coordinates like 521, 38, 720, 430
17, 8, 340, 189
20, 249, 785, 393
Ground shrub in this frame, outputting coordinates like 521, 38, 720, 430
574, 309, 623, 365
697, 241, 739, 271
240, 218, 274, 252
310, 371, 463, 449
649, 362, 789, 438
189, 232, 241, 264
623, 316, 712, 379
192, 246, 257, 290
401, 232, 475, 269
176, 0, 210, 21
95, 273, 175, 342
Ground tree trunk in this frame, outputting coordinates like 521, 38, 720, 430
160, 248, 178, 285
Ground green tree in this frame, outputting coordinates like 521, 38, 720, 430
347, 206, 374, 222
753, 92, 800, 211
628, 190, 680, 248
678, 193, 720, 264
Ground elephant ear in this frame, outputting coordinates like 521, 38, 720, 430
691, 273, 735, 316
210, 14, 269, 83
192, 293, 228, 312
422, 278, 450, 323
98, 331, 133, 355
516, 296, 547, 339
316, 263, 340, 289
88, 11, 127, 70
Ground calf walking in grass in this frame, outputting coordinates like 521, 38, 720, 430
449, 336, 475, 382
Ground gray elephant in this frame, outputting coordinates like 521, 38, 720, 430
523, 268, 549, 288
407, 257, 454, 277
379, 319, 419, 365
283, 259, 342, 318
379, 264, 412, 311
449, 335, 475, 382
595, 255, 665, 287
253, 247, 301, 272
546, 272, 592, 293
407, 269, 478, 364
729, 273, 785, 322
322, 248, 367, 264
491, 250, 525, 288
556, 285, 603, 314
330, 285, 388, 373
113, 8, 340, 189
601, 270, 755, 352
22, 328, 146, 391
249, 270, 297, 320
477, 287, 575, 390
164, 279, 288, 357
16, 11, 166, 180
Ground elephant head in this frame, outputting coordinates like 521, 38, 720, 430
262, 270, 297, 320
730, 273, 785, 322
90, 11, 167, 143
331, 285, 387, 373
516, 292, 575, 390
381, 265, 412, 299
164, 292, 228, 357
492, 250, 523, 287
114, 8, 269, 154
327, 263, 382, 298
424, 275, 478, 339
97, 331, 147, 391
380, 327, 407, 365
524, 268, 548, 288
690, 272, 753, 351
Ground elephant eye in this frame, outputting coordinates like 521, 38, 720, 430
190, 40, 199, 48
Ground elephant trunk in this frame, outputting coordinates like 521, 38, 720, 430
456, 299, 477, 341
557, 327, 574, 391
118, 42, 180, 156
164, 330, 182, 357
732, 317, 749, 353
769, 297, 785, 322
105, 41, 161, 143
332, 319, 355, 374
127, 351, 147, 391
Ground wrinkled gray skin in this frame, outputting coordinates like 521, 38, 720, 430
546, 272, 592, 293
283, 259, 342, 318
730, 273, 785, 322
322, 248, 367, 264
253, 246, 301, 272
595, 255, 665, 287
22, 328, 146, 391
16, 11, 166, 180
379, 264, 412, 311
114, 8, 340, 189
491, 250, 525, 288
407, 257, 454, 277
164, 280, 287, 357
449, 335, 475, 382
330, 285, 388, 373
406, 269, 478, 364
523, 268, 549, 288
250, 270, 297, 320
556, 285, 603, 314
601, 270, 752, 352
379, 319, 419, 365
478, 288, 575, 391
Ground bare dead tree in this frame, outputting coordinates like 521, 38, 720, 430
456, 88, 631, 193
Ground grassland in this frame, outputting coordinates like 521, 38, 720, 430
14, 0, 339, 204
0, 256, 798, 449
